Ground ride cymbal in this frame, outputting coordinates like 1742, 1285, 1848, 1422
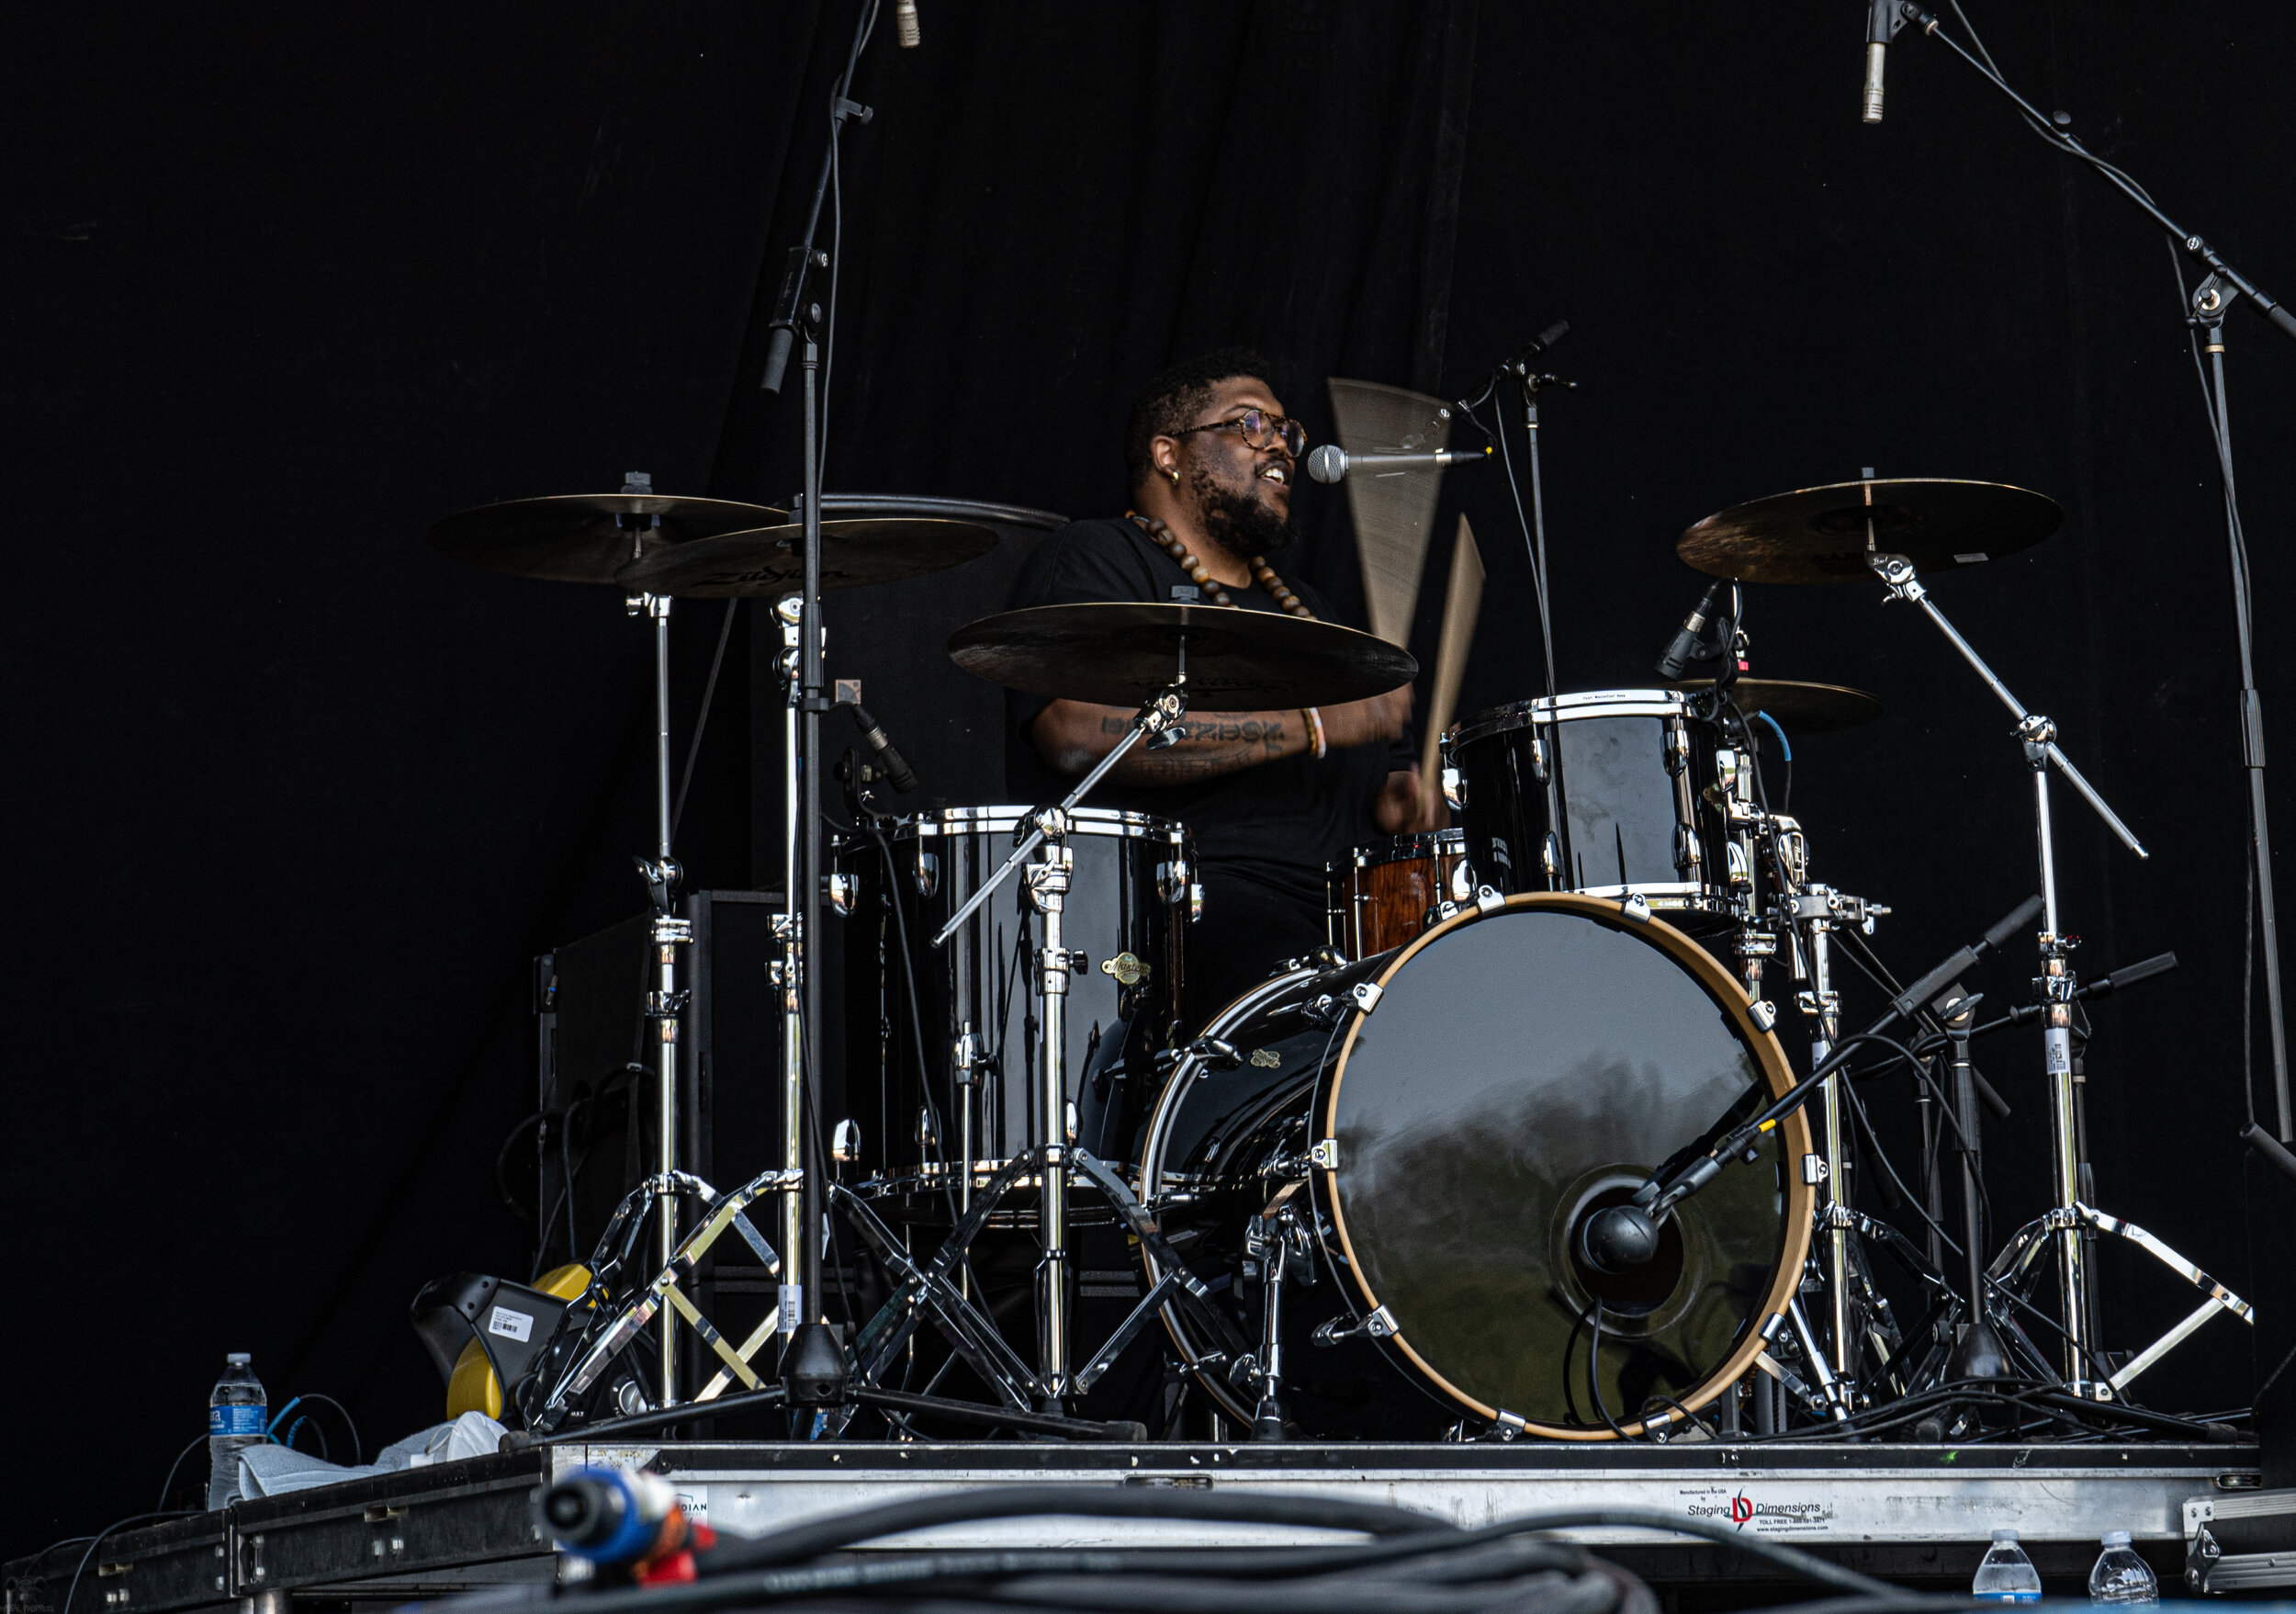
949, 602, 1418, 710
1677, 478, 2062, 584
621, 518, 998, 595
1670, 677, 1884, 732
426, 493, 790, 585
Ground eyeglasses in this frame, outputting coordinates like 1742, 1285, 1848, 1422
1174, 408, 1307, 459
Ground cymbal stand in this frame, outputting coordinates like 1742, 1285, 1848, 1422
772, 593, 805, 1349
619, 474, 691, 1409
928, 675, 1189, 1401
1869, 548, 2163, 1396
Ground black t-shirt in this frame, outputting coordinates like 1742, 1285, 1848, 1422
1003, 516, 1412, 907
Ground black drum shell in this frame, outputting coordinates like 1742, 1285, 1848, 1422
839, 807, 1188, 1216
1451, 689, 1732, 929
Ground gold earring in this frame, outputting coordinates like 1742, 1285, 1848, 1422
1168, 468, 1180, 485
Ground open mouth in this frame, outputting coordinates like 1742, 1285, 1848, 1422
1259, 462, 1289, 486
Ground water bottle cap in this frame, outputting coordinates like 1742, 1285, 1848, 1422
2102, 1529, 2132, 1546
226, 1353, 252, 1367
1991, 1529, 2020, 1542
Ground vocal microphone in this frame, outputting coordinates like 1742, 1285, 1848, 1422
1655, 580, 1727, 680
1305, 444, 1491, 484
848, 703, 919, 792
1521, 320, 1570, 360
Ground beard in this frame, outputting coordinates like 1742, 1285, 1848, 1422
1188, 459, 1298, 555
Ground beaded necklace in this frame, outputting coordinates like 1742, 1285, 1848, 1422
1125, 513, 1315, 619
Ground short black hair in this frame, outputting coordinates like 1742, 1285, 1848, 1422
1123, 346, 1278, 491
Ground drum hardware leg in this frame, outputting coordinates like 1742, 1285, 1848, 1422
1936, 989, 2011, 1382
1784, 1296, 1851, 1421
836, 1159, 1048, 1411
1236, 1203, 1311, 1440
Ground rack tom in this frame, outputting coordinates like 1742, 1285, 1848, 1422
1450, 689, 1739, 929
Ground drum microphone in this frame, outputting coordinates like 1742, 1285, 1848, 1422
1305, 444, 1491, 483
848, 703, 919, 792
1580, 891, 2045, 1275
1655, 580, 1727, 679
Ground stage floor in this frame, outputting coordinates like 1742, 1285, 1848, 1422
3, 1439, 2257, 1613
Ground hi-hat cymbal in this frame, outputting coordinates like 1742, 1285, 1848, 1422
950, 602, 1419, 709
427, 493, 790, 585
1670, 678, 1883, 732
1678, 478, 2062, 584
621, 518, 999, 595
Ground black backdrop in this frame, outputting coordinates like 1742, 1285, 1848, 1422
11, 0, 2296, 1547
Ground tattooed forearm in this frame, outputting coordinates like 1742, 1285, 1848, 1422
1052, 703, 1297, 784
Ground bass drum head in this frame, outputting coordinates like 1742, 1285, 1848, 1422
1317, 893, 1809, 1436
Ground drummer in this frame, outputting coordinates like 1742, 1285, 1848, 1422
1007, 347, 1442, 1027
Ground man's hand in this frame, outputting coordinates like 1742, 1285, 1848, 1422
1375, 765, 1448, 834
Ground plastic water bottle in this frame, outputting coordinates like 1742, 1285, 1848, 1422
207, 1353, 266, 1509
2088, 1530, 2158, 1604
1972, 1527, 2043, 1603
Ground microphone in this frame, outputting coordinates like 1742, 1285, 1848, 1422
1655, 580, 1727, 680
1521, 320, 1570, 360
849, 702, 919, 793
895, 0, 920, 46
1864, 0, 1929, 123
1305, 445, 1490, 483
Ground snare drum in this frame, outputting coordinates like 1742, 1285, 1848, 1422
1326, 830, 1469, 958
1450, 688, 1738, 928
838, 806, 1190, 1216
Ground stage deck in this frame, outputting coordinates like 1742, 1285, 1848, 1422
2, 1440, 2257, 1613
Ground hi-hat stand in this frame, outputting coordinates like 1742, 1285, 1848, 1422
1869, 547, 2250, 1395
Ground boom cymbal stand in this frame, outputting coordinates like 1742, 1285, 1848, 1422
914, 671, 1206, 1409
1869, 546, 2252, 1398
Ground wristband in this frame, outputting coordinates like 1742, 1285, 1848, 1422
1301, 706, 1327, 759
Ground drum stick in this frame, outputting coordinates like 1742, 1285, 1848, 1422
1418, 515, 1484, 784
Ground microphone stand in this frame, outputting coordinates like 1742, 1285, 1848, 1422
1885, 0, 2295, 1142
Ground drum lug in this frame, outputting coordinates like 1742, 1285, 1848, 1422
1349, 979, 1385, 1014
1311, 1302, 1394, 1347
1675, 823, 1704, 874
1540, 833, 1560, 878
1617, 893, 1654, 924
912, 850, 940, 898
1309, 1138, 1340, 1170
1473, 884, 1505, 916
1529, 735, 1548, 784
1748, 999, 1778, 1031
1441, 763, 1465, 809
832, 1118, 863, 1164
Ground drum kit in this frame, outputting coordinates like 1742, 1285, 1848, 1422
429, 465, 2251, 1443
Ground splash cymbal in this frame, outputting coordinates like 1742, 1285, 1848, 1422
1671, 678, 1883, 732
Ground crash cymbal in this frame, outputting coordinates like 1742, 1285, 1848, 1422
1671, 678, 1883, 732
621, 518, 999, 596
1677, 478, 2062, 584
427, 494, 790, 585
950, 602, 1419, 709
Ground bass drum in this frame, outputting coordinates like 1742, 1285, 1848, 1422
1138, 892, 1811, 1438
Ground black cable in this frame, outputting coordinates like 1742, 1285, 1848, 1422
1837, 1068, 1964, 1259
872, 830, 961, 1223
1584, 1301, 1632, 1441
287, 1392, 363, 1465
62, 1514, 195, 1614
152, 1434, 208, 1512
